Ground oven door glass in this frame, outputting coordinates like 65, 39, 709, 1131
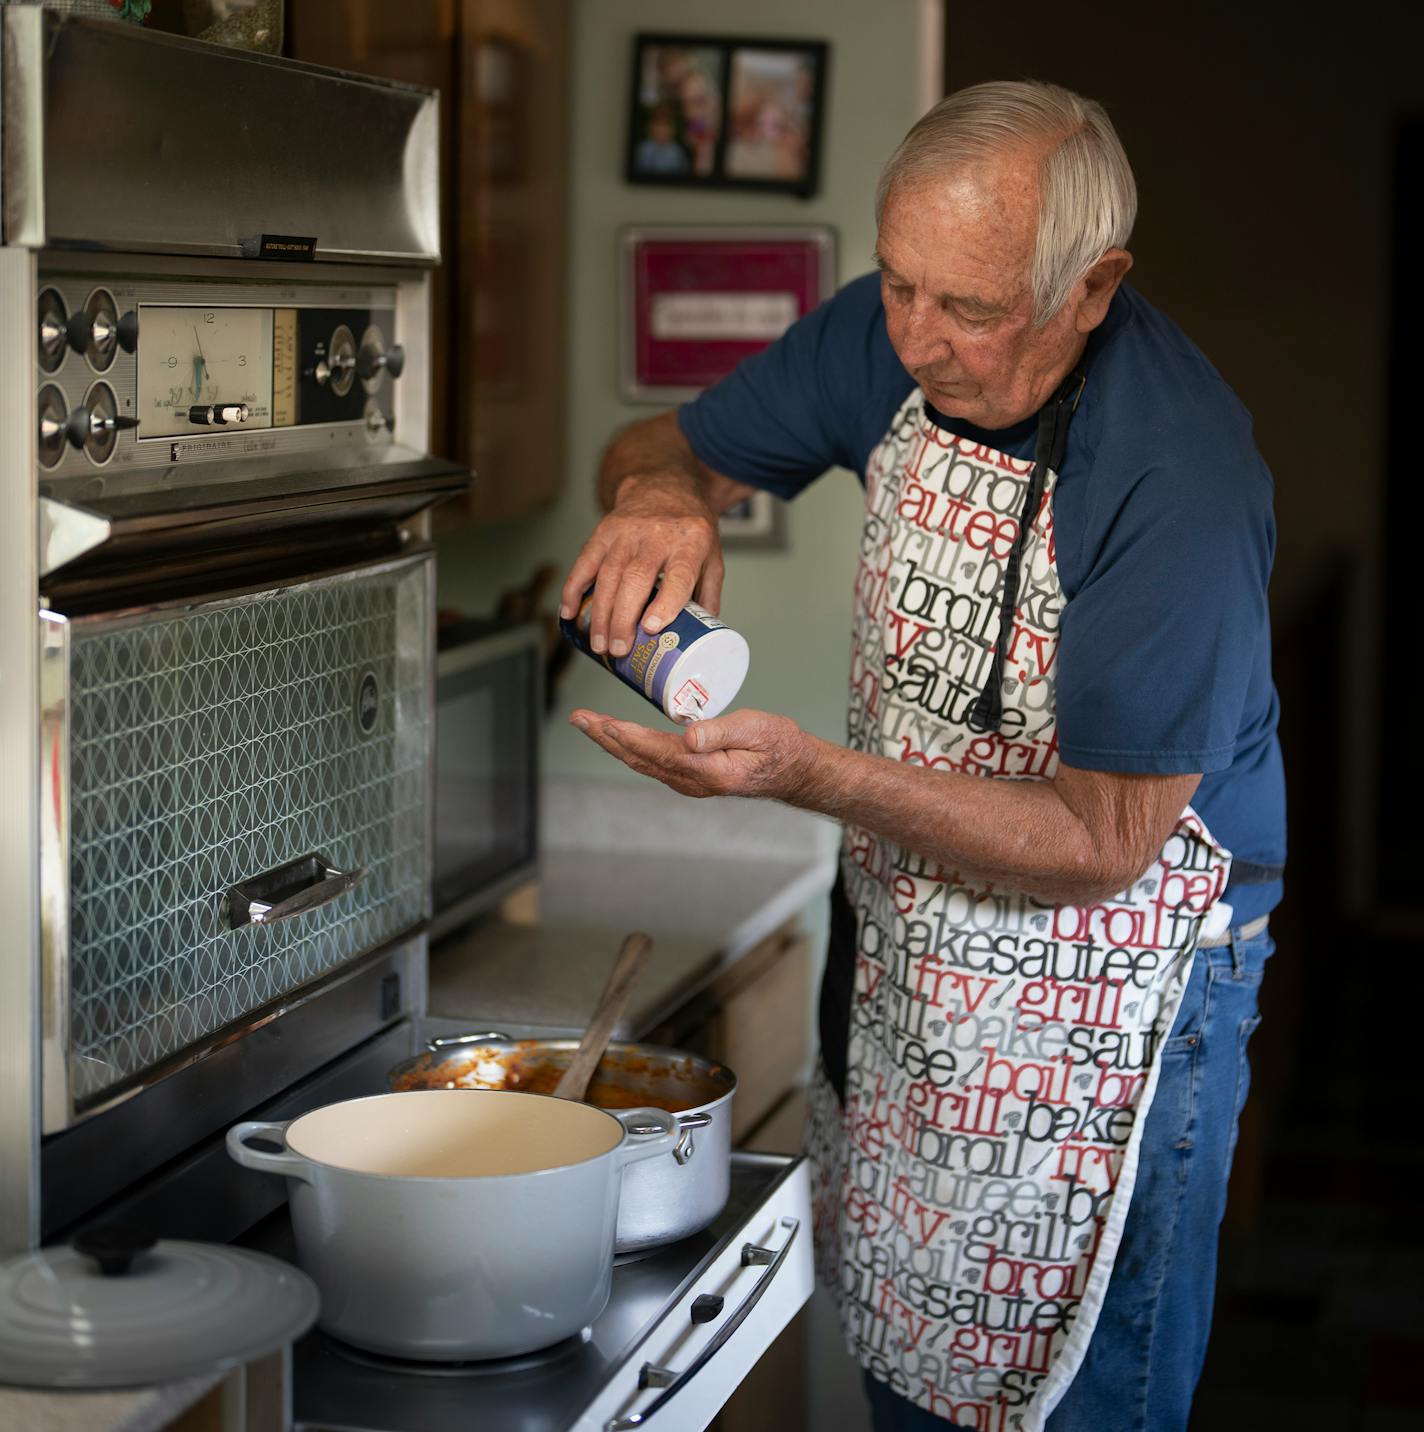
49, 553, 433, 1122
432, 634, 538, 931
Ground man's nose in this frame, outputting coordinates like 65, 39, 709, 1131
896, 298, 952, 369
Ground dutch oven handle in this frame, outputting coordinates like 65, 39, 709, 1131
614, 1108, 678, 1168
226, 1119, 316, 1185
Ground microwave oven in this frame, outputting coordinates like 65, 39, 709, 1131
431, 618, 542, 939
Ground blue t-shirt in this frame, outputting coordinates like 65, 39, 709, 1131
680, 274, 1285, 919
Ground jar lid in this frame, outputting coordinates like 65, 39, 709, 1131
0, 1230, 319, 1389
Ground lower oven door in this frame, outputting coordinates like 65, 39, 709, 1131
40, 551, 434, 1130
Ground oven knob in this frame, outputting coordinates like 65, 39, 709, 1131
37, 289, 69, 373
64, 382, 137, 463
364, 401, 394, 437
65, 289, 122, 370
355, 343, 405, 381
64, 398, 139, 450
37, 384, 68, 468
325, 325, 357, 397
64, 310, 93, 355
117, 309, 139, 354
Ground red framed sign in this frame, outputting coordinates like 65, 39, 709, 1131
620, 225, 836, 402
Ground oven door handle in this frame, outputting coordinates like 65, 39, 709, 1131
606, 1216, 800, 1431
225, 852, 366, 929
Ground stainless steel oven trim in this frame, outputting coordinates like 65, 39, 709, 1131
0, 244, 42, 1255
42, 548, 436, 1130
4, 11, 440, 264
38, 610, 71, 1136
58, 546, 434, 632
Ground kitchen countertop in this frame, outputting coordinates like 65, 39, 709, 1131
428, 780, 839, 1038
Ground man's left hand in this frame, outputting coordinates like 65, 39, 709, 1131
569, 707, 817, 802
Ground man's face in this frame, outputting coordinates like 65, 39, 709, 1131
876, 152, 1092, 430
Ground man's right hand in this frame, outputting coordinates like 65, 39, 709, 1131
559, 412, 754, 658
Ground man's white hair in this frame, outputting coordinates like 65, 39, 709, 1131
876, 80, 1137, 325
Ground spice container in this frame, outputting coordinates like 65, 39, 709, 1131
561, 592, 749, 724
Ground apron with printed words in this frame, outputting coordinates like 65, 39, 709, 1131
808, 385, 1232, 1431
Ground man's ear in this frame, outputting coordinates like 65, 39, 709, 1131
1074, 249, 1133, 333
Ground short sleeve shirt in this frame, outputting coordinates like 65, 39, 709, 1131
679, 275, 1286, 917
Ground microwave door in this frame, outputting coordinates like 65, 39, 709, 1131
431, 634, 539, 937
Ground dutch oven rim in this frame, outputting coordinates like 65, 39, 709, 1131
235, 1087, 677, 1186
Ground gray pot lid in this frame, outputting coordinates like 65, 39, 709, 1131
0, 1230, 319, 1389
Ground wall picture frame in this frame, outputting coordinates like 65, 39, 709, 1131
619, 225, 836, 403
619, 225, 835, 552
625, 33, 829, 197
718, 490, 787, 550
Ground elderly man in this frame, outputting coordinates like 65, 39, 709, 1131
562, 81, 1284, 1432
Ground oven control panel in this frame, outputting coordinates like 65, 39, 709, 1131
34, 269, 411, 489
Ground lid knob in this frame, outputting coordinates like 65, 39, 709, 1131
73, 1227, 157, 1277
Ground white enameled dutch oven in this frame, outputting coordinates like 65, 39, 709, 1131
226, 1089, 676, 1361
388, 1034, 737, 1253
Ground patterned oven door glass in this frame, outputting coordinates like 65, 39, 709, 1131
63, 555, 432, 1110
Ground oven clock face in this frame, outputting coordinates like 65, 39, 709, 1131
137, 306, 274, 438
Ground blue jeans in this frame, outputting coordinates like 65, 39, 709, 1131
864, 925, 1274, 1432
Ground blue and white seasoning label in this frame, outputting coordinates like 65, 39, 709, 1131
560, 594, 748, 724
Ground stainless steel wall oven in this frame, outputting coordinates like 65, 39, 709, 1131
0, 9, 465, 1251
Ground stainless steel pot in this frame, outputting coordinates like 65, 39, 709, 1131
388, 1034, 736, 1253
227, 1089, 676, 1361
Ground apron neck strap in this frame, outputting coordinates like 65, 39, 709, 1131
968, 360, 1088, 734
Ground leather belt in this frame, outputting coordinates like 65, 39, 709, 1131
1197, 914, 1270, 948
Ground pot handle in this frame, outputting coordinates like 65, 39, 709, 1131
614, 1108, 678, 1167
672, 1112, 713, 1167
425, 1031, 511, 1052
226, 1120, 315, 1184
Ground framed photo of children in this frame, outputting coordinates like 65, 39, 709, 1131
625, 34, 829, 197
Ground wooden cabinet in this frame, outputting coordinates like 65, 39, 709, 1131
288, 0, 569, 524
643, 922, 811, 1144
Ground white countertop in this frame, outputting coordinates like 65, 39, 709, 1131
429, 780, 839, 1036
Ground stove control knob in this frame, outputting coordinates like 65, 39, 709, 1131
37, 289, 69, 373
116, 309, 139, 354
64, 383, 138, 465
64, 310, 93, 355
64, 289, 122, 370
37, 384, 68, 469
356, 343, 405, 382
64, 404, 139, 449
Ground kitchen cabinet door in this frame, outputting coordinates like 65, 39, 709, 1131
288, 0, 570, 521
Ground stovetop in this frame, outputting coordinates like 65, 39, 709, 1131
240, 1152, 801, 1432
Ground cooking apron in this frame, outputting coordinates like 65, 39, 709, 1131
808, 371, 1233, 1431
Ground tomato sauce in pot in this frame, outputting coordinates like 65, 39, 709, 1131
391, 1040, 732, 1115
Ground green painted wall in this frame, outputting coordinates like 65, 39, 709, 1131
438, 0, 929, 783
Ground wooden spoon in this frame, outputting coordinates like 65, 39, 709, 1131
552, 932, 655, 1102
